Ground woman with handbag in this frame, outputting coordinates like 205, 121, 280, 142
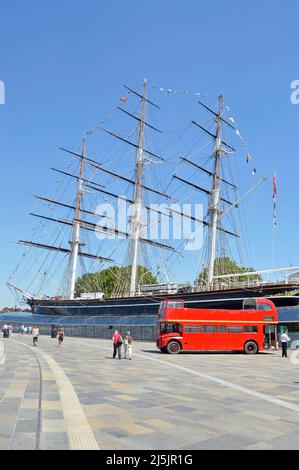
112, 330, 123, 359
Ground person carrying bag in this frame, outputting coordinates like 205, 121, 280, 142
112, 330, 123, 360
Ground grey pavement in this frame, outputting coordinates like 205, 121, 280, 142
0, 334, 299, 449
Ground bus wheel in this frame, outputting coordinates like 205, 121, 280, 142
244, 341, 258, 355
167, 341, 181, 354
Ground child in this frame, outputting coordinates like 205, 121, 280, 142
32, 325, 39, 346
124, 331, 133, 360
57, 326, 64, 347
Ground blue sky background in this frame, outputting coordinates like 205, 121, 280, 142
0, 0, 299, 306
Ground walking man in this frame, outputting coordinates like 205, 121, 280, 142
32, 325, 39, 347
281, 330, 290, 358
112, 330, 123, 359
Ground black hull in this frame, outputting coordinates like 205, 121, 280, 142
29, 283, 299, 316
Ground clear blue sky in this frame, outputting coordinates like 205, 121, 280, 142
1, 0, 299, 306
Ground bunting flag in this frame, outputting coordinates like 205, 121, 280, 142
225, 104, 257, 174
85, 113, 113, 137
120, 97, 128, 102
153, 85, 208, 97
273, 173, 277, 227
156, 92, 256, 173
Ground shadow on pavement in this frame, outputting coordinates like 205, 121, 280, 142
140, 349, 275, 356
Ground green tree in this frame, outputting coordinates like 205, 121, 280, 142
197, 257, 262, 285
75, 265, 157, 297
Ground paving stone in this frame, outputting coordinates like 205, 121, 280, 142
264, 432, 299, 450
9, 432, 36, 450
191, 433, 258, 450
0, 437, 10, 450
42, 409, 64, 420
42, 419, 67, 433
14, 419, 37, 433
41, 432, 69, 450
120, 431, 191, 450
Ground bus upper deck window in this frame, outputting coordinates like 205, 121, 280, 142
167, 301, 184, 309
243, 299, 257, 310
258, 303, 272, 311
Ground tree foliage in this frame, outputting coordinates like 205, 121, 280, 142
197, 257, 262, 285
75, 265, 157, 297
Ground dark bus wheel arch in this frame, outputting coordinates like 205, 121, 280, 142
167, 340, 181, 354
160, 347, 167, 353
244, 340, 258, 355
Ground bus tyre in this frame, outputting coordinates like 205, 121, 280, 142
244, 341, 258, 355
167, 341, 181, 354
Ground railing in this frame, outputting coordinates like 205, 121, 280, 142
29, 274, 299, 301
191, 278, 299, 292
1, 321, 157, 342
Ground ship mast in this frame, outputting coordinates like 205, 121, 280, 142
207, 94, 223, 286
67, 138, 86, 299
129, 79, 147, 296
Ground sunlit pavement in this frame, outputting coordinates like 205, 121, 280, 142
0, 334, 299, 450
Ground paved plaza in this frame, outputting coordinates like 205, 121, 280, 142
0, 334, 299, 450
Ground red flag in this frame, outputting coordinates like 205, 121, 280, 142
273, 173, 277, 227
273, 174, 277, 197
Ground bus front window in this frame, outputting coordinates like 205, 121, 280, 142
158, 302, 166, 319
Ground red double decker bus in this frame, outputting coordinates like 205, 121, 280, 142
156, 298, 278, 354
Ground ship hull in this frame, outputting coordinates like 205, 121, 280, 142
28, 283, 299, 316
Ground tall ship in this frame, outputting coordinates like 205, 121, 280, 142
8, 81, 299, 316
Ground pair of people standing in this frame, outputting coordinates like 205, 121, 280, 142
112, 330, 133, 360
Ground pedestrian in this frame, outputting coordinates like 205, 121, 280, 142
3, 324, 9, 339
32, 325, 39, 347
57, 326, 64, 347
51, 324, 56, 338
112, 329, 123, 359
281, 330, 290, 358
124, 331, 133, 360
20, 324, 25, 335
